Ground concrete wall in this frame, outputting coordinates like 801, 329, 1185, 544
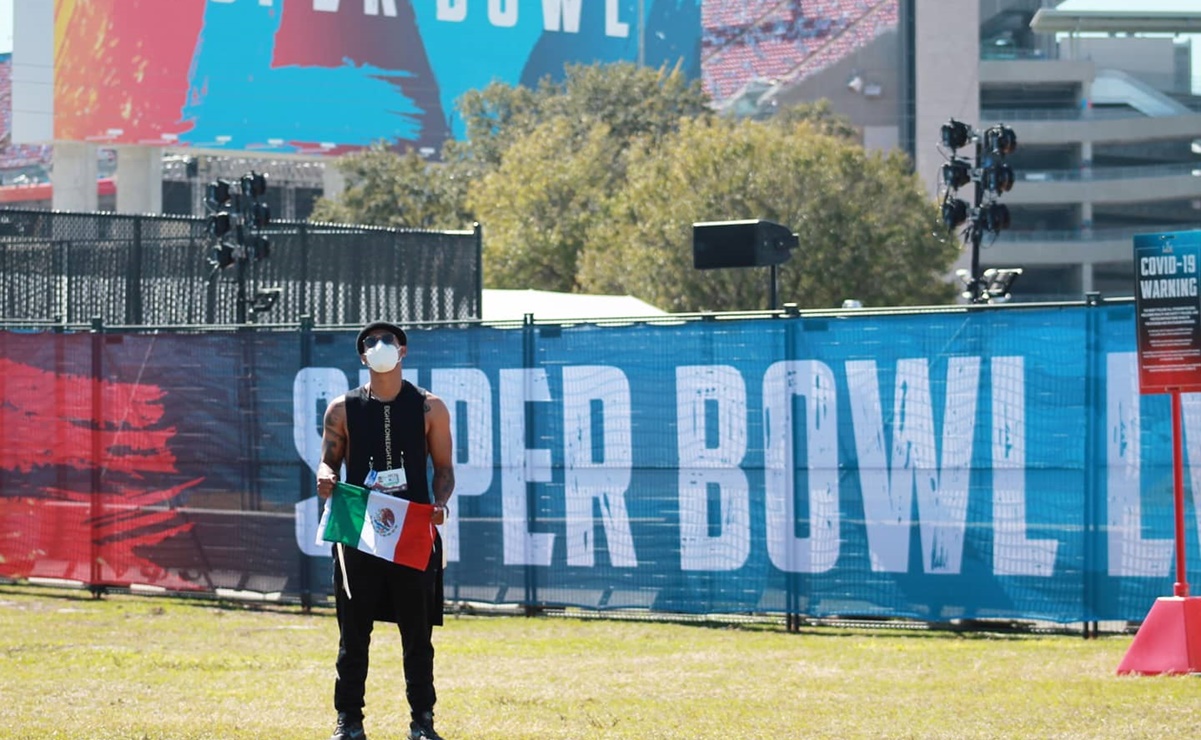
915, 0, 980, 201
1069, 37, 1179, 92
11, 0, 53, 145
771, 30, 904, 144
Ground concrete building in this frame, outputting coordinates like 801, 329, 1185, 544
708, 0, 1201, 302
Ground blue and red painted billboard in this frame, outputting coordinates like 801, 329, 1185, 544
52, 0, 701, 153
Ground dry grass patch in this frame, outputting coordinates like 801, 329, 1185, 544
2, 586, 1200, 738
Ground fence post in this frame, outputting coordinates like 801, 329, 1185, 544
89, 316, 106, 597
298, 314, 315, 611
473, 222, 483, 320
298, 222, 309, 319
783, 305, 801, 632
128, 216, 143, 325
522, 312, 540, 616
1083, 291, 1103, 636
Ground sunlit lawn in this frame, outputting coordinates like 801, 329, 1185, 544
2, 585, 1199, 739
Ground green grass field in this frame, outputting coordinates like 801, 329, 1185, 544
2, 585, 1199, 739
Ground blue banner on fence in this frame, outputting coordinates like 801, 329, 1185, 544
4, 302, 1199, 621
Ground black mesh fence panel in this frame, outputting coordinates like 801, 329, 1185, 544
0, 209, 480, 326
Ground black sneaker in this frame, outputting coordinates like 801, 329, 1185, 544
408, 711, 443, 740
331, 712, 367, 740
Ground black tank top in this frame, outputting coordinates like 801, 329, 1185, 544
344, 381, 430, 505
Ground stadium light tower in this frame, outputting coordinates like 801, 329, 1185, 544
939, 119, 1021, 303
204, 170, 273, 323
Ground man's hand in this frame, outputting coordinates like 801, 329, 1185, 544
317, 469, 338, 499
432, 503, 447, 526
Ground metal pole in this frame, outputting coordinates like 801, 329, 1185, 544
970, 138, 985, 303
1171, 388, 1189, 597
298, 315, 314, 611
236, 256, 248, 324
89, 317, 105, 597
522, 312, 539, 616
637, 0, 645, 67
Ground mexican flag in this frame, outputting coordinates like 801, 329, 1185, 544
317, 482, 435, 570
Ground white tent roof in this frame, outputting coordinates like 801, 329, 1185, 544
481, 289, 667, 321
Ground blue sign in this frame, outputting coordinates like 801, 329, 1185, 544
1134, 230, 1201, 394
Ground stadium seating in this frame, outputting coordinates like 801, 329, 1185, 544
702, 0, 898, 105
0, 56, 52, 180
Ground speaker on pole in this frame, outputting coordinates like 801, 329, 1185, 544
692, 219, 797, 270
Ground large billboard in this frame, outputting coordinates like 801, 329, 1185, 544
48, 0, 701, 154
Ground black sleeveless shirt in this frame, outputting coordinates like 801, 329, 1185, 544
344, 380, 430, 505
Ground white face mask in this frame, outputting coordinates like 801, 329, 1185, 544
364, 342, 400, 373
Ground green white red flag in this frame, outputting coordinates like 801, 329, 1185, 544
317, 482, 435, 570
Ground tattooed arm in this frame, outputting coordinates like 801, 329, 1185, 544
423, 392, 455, 525
316, 395, 348, 500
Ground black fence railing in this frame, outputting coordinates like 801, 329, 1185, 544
0, 209, 482, 326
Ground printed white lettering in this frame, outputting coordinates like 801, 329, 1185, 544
1138, 278, 1198, 299
605, 0, 630, 37
436, 0, 467, 22
845, 360, 898, 570
846, 357, 978, 574
562, 366, 637, 567
542, 0, 582, 32
489, 0, 518, 27
311, 0, 395, 13
991, 356, 1057, 576
676, 366, 750, 571
430, 368, 494, 563
292, 367, 350, 474
500, 368, 555, 566
427, 0, 628, 35
364, 0, 398, 16
1139, 255, 1178, 276
1106, 352, 1171, 577
763, 361, 839, 574
1183, 395, 1201, 543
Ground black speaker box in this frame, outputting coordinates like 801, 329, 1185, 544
692, 219, 797, 270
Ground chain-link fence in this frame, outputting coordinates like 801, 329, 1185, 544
0, 209, 481, 326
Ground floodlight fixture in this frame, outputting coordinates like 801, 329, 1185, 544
941, 119, 973, 150
941, 157, 972, 189
208, 211, 232, 238
982, 267, 1022, 301
247, 234, 271, 261
942, 197, 970, 230
980, 202, 1011, 232
241, 171, 268, 199
983, 124, 1018, 156
249, 201, 271, 229
206, 179, 233, 209
211, 241, 236, 269
249, 287, 281, 315
981, 162, 1015, 194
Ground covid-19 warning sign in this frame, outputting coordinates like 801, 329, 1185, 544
1134, 230, 1201, 394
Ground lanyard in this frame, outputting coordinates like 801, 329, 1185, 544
383, 402, 393, 471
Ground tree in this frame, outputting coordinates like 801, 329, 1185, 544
309, 143, 473, 230
311, 61, 709, 238
770, 99, 860, 142
456, 61, 712, 290
452, 61, 710, 168
578, 117, 959, 311
467, 118, 621, 292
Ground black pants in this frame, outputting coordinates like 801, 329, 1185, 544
333, 544, 438, 722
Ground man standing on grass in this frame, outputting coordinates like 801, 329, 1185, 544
316, 320, 455, 740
